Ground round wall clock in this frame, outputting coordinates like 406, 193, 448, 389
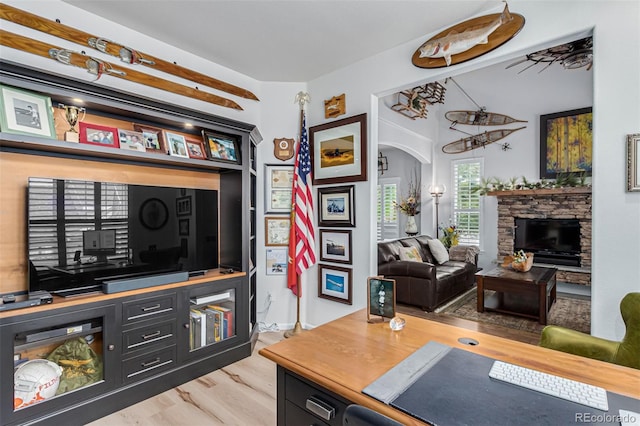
139, 198, 169, 230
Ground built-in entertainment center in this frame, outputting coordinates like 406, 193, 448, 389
0, 61, 261, 425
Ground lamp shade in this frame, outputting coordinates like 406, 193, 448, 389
429, 184, 446, 197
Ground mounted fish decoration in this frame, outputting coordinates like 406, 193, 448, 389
445, 110, 527, 126
442, 126, 526, 154
412, 2, 525, 69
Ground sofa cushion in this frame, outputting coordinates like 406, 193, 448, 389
414, 235, 436, 264
398, 246, 422, 262
377, 239, 407, 264
427, 239, 449, 264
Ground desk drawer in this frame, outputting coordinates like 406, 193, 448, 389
122, 319, 175, 353
285, 400, 330, 426
123, 294, 176, 323
285, 371, 348, 426
122, 346, 176, 383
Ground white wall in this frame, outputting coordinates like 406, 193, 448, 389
308, 1, 640, 339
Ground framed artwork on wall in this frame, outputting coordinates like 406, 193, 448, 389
317, 185, 355, 227
318, 264, 352, 305
176, 196, 192, 216
319, 229, 352, 264
367, 277, 396, 322
0, 85, 56, 139
628, 133, 640, 192
266, 247, 288, 275
265, 164, 294, 213
265, 216, 290, 246
539, 107, 592, 178
309, 113, 367, 185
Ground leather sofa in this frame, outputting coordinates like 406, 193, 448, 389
377, 235, 478, 312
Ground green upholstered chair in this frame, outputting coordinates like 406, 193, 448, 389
540, 292, 640, 370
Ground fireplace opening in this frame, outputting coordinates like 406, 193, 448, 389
514, 218, 581, 267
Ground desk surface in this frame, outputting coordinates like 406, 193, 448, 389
259, 309, 640, 425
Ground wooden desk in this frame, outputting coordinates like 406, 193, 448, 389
259, 309, 640, 425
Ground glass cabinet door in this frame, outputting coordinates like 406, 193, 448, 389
188, 288, 236, 351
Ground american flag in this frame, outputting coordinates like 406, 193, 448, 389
287, 112, 316, 296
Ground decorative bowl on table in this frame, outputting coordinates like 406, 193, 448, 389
510, 251, 534, 272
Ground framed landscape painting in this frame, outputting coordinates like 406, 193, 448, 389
319, 229, 352, 264
540, 107, 592, 178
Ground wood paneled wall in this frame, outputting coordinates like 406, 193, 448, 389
0, 152, 219, 294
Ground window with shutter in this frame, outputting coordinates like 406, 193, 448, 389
377, 178, 399, 241
452, 159, 482, 247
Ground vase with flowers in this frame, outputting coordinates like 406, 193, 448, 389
439, 221, 459, 249
394, 171, 421, 236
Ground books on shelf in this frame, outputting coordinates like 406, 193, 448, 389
189, 301, 234, 350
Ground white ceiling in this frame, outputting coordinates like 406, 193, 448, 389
62, 1, 496, 82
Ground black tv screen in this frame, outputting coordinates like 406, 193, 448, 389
27, 177, 218, 296
514, 218, 580, 255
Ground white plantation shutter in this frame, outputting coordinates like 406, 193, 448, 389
377, 178, 399, 241
452, 159, 482, 246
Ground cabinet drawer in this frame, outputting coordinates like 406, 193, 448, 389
285, 400, 330, 426
123, 294, 176, 323
122, 320, 175, 353
285, 372, 347, 426
122, 346, 176, 383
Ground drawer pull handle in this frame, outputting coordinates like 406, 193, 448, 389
305, 396, 335, 420
142, 331, 161, 340
141, 304, 161, 312
141, 357, 161, 367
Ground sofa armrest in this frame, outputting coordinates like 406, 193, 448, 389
539, 325, 619, 364
448, 245, 479, 265
378, 261, 436, 280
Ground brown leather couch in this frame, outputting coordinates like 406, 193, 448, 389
377, 235, 478, 312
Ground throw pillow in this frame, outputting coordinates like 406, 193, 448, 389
398, 246, 422, 262
427, 239, 450, 264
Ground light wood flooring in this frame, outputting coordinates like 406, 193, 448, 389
88, 315, 540, 425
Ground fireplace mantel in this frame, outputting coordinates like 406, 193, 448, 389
487, 187, 591, 197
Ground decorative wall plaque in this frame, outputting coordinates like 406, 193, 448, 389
324, 93, 346, 119
273, 137, 294, 161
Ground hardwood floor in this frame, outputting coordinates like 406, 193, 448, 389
88, 316, 540, 425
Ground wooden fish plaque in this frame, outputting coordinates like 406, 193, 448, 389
273, 138, 295, 161
324, 94, 346, 119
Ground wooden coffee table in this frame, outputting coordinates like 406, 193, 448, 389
476, 266, 557, 325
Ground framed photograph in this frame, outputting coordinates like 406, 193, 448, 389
203, 130, 241, 164
318, 264, 352, 305
266, 247, 288, 275
367, 277, 396, 321
318, 185, 355, 227
165, 131, 189, 158
540, 107, 592, 178
186, 138, 207, 160
133, 124, 166, 153
265, 216, 290, 246
0, 85, 56, 139
139, 198, 169, 230
176, 196, 192, 216
117, 129, 146, 152
628, 133, 640, 192
265, 164, 294, 213
319, 229, 352, 264
79, 122, 119, 148
179, 218, 190, 236
309, 113, 367, 185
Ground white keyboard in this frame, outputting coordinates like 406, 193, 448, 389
489, 360, 609, 411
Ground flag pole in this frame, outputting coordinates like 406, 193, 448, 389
285, 92, 310, 338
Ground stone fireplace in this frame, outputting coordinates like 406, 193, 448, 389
492, 187, 591, 286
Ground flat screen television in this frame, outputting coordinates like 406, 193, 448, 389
514, 218, 581, 266
27, 177, 218, 296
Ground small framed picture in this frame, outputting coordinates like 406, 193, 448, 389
0, 85, 56, 139
186, 138, 207, 160
165, 131, 189, 158
319, 229, 352, 264
79, 122, 119, 148
318, 185, 355, 227
203, 130, 241, 164
318, 264, 352, 305
133, 124, 166, 153
179, 218, 190, 236
265, 164, 294, 213
265, 216, 290, 246
118, 129, 146, 152
266, 247, 288, 275
367, 277, 396, 321
176, 196, 192, 216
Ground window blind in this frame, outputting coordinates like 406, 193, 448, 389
452, 160, 482, 246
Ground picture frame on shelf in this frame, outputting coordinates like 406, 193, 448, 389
317, 185, 355, 227
202, 130, 241, 164
186, 138, 207, 160
165, 131, 189, 158
79, 122, 119, 148
367, 277, 396, 322
133, 124, 166, 153
265, 164, 294, 213
265, 216, 290, 246
309, 113, 367, 185
179, 218, 190, 236
176, 196, 192, 216
539, 107, 592, 179
319, 229, 352, 264
0, 84, 56, 139
117, 129, 146, 152
628, 133, 640, 192
266, 247, 288, 275
318, 264, 352, 305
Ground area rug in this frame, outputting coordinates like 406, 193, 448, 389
411, 288, 590, 335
